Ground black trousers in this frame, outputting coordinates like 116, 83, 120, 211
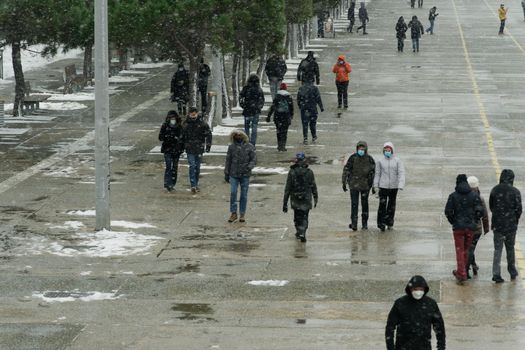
198, 84, 208, 112
294, 209, 310, 237
357, 20, 366, 33
377, 188, 398, 228
275, 121, 289, 150
499, 20, 506, 34
467, 231, 482, 272
350, 189, 370, 226
348, 18, 355, 32
418, 0, 423, 8
397, 38, 404, 52
336, 81, 349, 107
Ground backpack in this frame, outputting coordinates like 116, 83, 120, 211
292, 169, 308, 200
276, 98, 290, 114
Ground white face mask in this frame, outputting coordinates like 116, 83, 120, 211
412, 290, 425, 300
169, 119, 176, 126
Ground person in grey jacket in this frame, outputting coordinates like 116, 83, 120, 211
373, 142, 405, 231
224, 130, 257, 223
297, 82, 324, 145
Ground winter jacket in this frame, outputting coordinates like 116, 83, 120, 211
297, 83, 324, 114
522, 0, 525, 8
428, 9, 438, 21
385, 276, 446, 350
358, 5, 369, 22
499, 7, 507, 21
342, 141, 375, 191
445, 181, 484, 230
332, 55, 352, 82
265, 56, 287, 80
170, 69, 190, 102
297, 55, 320, 84
408, 19, 424, 39
268, 90, 294, 124
396, 21, 408, 39
158, 119, 184, 154
373, 142, 405, 190
181, 115, 212, 155
239, 75, 265, 117
224, 131, 256, 178
197, 63, 211, 88
348, 2, 355, 21
471, 188, 490, 234
489, 169, 522, 233
283, 162, 318, 211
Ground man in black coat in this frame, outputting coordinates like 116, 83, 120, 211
356, 2, 369, 35
445, 174, 484, 283
267, 83, 294, 152
347, 0, 356, 33
239, 74, 265, 146
297, 51, 320, 85
408, 16, 424, 53
197, 58, 211, 113
490, 169, 522, 283
171, 63, 190, 115
386, 275, 446, 350
182, 107, 212, 193
158, 110, 184, 192
297, 82, 324, 145
265, 54, 287, 99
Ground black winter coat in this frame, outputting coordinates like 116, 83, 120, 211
159, 122, 184, 154
268, 90, 294, 124
224, 137, 256, 178
348, 3, 355, 21
342, 141, 375, 191
408, 19, 424, 39
181, 116, 212, 155
265, 56, 287, 80
297, 83, 323, 114
171, 69, 190, 102
297, 57, 320, 84
386, 276, 446, 350
445, 182, 484, 230
489, 169, 522, 233
239, 84, 265, 116
358, 7, 369, 22
283, 162, 318, 211
197, 63, 211, 88
396, 21, 408, 39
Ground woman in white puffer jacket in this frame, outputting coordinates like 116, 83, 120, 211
373, 142, 406, 231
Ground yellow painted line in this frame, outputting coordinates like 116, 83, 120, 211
451, 0, 525, 285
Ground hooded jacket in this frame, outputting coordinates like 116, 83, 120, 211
171, 67, 190, 101
498, 6, 507, 21
342, 141, 375, 191
297, 52, 320, 84
373, 142, 406, 190
358, 3, 369, 22
348, 1, 355, 21
239, 74, 265, 116
297, 83, 324, 114
268, 89, 294, 123
265, 56, 287, 80
489, 169, 522, 233
158, 115, 184, 154
332, 55, 352, 82
181, 114, 212, 155
224, 130, 256, 178
283, 161, 318, 211
471, 187, 490, 234
396, 18, 408, 39
386, 276, 446, 350
445, 179, 484, 230
408, 18, 424, 39
197, 62, 211, 88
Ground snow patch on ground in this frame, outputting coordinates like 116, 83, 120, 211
247, 280, 289, 287
47, 92, 95, 101
66, 209, 96, 216
110, 221, 156, 229
252, 167, 288, 175
80, 271, 92, 276
129, 62, 172, 69
40, 102, 87, 111
43, 166, 77, 178
50, 221, 85, 230
32, 290, 121, 303
109, 76, 140, 83
118, 70, 149, 75
212, 125, 239, 136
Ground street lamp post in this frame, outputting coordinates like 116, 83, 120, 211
94, 0, 111, 231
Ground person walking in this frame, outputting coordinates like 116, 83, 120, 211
283, 152, 318, 243
347, 0, 356, 33
265, 54, 288, 100
158, 110, 184, 192
408, 15, 424, 52
342, 141, 375, 231
444, 174, 484, 284
239, 73, 265, 146
426, 6, 439, 35
224, 130, 256, 224
410, 0, 415, 8
297, 51, 320, 85
489, 169, 522, 283
499, 4, 508, 35
356, 2, 369, 35
332, 55, 352, 109
267, 83, 294, 152
373, 142, 405, 232
297, 82, 324, 145
197, 58, 211, 113
466, 176, 490, 279
396, 16, 408, 52
182, 107, 212, 193
385, 275, 446, 350
418, 0, 424, 8
170, 63, 190, 115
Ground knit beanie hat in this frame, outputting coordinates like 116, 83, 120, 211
467, 176, 479, 188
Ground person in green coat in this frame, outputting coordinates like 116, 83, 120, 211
283, 152, 318, 242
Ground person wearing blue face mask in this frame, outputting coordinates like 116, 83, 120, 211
373, 142, 405, 232
342, 141, 376, 231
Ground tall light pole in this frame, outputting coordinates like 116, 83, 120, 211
94, 0, 111, 230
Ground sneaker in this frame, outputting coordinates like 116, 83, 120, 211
337, 105, 342, 109
378, 225, 386, 232
350, 224, 357, 231
453, 270, 466, 284
387, 225, 393, 230
167, 186, 174, 192
472, 265, 479, 276
191, 187, 197, 194
295, 232, 301, 240
511, 274, 518, 281
312, 136, 317, 143
362, 224, 368, 230
239, 214, 245, 223
492, 275, 505, 283
300, 236, 307, 243
228, 213, 238, 223
343, 106, 348, 109
196, 186, 201, 193
303, 139, 308, 145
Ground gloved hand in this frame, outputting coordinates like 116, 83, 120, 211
205, 145, 211, 153
266, 116, 271, 123
342, 184, 348, 192
314, 199, 318, 208
371, 187, 376, 195
224, 175, 230, 183
282, 205, 288, 213
320, 108, 324, 112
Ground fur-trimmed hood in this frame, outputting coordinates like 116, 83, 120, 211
229, 129, 249, 143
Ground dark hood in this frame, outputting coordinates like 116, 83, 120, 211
247, 74, 260, 86
291, 161, 309, 169
500, 169, 515, 185
405, 275, 429, 296
456, 181, 472, 194
456, 174, 467, 186
356, 140, 368, 153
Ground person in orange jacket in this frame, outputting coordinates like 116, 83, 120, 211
332, 55, 352, 109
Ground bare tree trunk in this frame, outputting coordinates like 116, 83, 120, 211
256, 45, 267, 81
83, 44, 93, 85
231, 52, 240, 108
221, 54, 231, 118
291, 24, 299, 58
297, 24, 304, 51
285, 23, 291, 59
241, 44, 249, 85
188, 56, 199, 108
12, 41, 25, 117
118, 48, 128, 70
303, 22, 309, 47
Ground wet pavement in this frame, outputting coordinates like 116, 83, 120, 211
2, 0, 525, 348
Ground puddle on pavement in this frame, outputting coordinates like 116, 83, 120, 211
172, 303, 217, 322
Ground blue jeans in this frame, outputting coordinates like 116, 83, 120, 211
412, 38, 420, 52
187, 153, 202, 188
229, 176, 250, 214
426, 20, 434, 34
163, 153, 181, 189
300, 109, 318, 140
244, 114, 259, 145
269, 77, 281, 100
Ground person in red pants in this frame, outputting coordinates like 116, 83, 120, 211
445, 174, 484, 284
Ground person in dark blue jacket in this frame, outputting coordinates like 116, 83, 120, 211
297, 82, 324, 145
158, 110, 184, 192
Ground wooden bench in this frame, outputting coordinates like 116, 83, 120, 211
23, 82, 51, 113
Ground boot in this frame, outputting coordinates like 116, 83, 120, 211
228, 213, 238, 223
239, 214, 245, 223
